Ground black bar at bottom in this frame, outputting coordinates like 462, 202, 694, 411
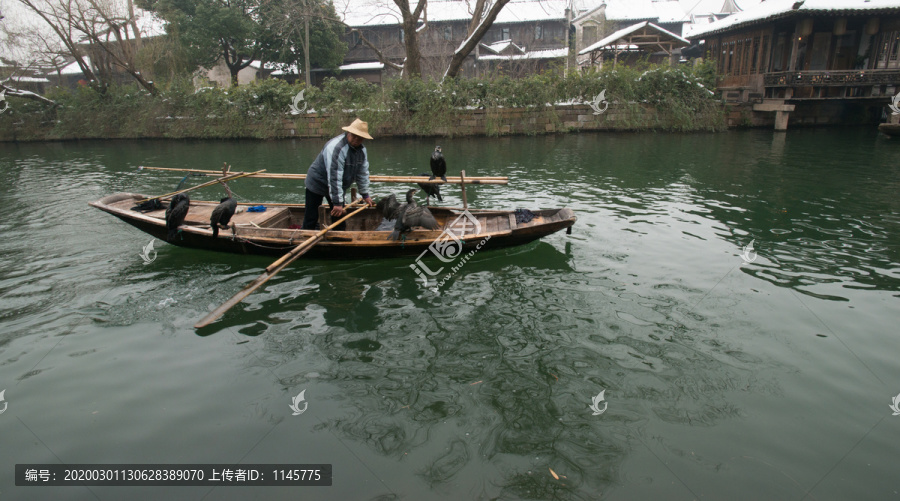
16, 464, 332, 486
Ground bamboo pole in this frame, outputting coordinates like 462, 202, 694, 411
137, 170, 266, 203
194, 199, 369, 329
138, 166, 508, 184
460, 170, 468, 210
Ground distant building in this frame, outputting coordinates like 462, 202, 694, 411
337, 0, 570, 79
570, 0, 687, 61
569, 0, 748, 69
577, 21, 690, 69
686, 0, 900, 101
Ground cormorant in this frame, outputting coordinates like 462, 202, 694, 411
130, 198, 162, 212
165, 193, 190, 241
417, 172, 443, 205
389, 189, 439, 241
430, 146, 447, 182
376, 193, 402, 221
210, 197, 237, 238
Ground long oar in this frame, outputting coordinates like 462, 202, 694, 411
194, 199, 369, 328
136, 170, 265, 204
138, 166, 508, 184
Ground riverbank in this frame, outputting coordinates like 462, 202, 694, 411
0, 66, 728, 141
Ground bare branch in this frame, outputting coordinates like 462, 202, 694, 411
349, 28, 403, 71
444, 0, 512, 80
0, 80, 58, 105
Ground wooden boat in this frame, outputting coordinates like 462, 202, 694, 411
90, 193, 577, 259
878, 123, 900, 136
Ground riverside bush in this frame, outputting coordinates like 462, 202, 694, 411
0, 63, 725, 141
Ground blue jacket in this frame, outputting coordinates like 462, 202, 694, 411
304, 133, 370, 206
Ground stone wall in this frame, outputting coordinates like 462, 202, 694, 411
280, 103, 678, 138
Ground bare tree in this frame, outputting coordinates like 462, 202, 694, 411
11, 0, 158, 94
75, 0, 158, 94
335, 0, 513, 80
443, 0, 510, 79
13, 0, 104, 90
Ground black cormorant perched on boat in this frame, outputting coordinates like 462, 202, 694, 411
390, 189, 439, 241
376, 193, 401, 221
430, 146, 447, 182
417, 172, 443, 205
165, 193, 190, 241
130, 198, 163, 212
210, 197, 237, 238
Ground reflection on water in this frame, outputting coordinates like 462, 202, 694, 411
0, 129, 898, 500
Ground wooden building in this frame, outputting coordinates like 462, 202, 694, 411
571, 0, 688, 62
578, 21, 690, 69
338, 0, 569, 79
687, 0, 900, 101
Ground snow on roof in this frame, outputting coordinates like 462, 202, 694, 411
481, 39, 526, 54
573, 0, 689, 24
340, 61, 385, 70
309, 61, 385, 72
477, 47, 568, 60
607, 0, 686, 23
687, 0, 900, 39
579, 21, 689, 55
337, 0, 567, 27
8, 75, 51, 83
249, 60, 281, 70
59, 58, 90, 76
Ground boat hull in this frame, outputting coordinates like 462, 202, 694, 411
90, 193, 576, 259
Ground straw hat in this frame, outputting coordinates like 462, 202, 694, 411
342, 118, 373, 140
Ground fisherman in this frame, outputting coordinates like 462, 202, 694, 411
301, 118, 377, 230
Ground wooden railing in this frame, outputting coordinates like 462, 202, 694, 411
764, 69, 900, 87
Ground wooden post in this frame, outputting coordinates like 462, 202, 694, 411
351, 187, 358, 202
460, 170, 468, 210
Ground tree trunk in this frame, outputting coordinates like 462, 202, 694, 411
443, 0, 511, 80
304, 16, 311, 87
403, 18, 422, 78
394, 0, 426, 78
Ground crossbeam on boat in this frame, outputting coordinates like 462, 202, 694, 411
138, 166, 508, 185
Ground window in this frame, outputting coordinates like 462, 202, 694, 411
351, 31, 360, 47
444, 26, 452, 40
750, 36, 760, 73
536, 25, 543, 40
583, 26, 597, 46
399, 28, 404, 43
501, 27, 510, 40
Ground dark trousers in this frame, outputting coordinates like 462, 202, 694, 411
302, 188, 345, 231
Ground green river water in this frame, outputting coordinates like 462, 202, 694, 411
0, 128, 898, 500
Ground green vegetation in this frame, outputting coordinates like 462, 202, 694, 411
0, 63, 725, 141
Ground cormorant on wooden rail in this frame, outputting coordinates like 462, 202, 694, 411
430, 146, 447, 182
390, 189, 439, 241
210, 197, 237, 238
165, 193, 190, 241
417, 172, 443, 205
